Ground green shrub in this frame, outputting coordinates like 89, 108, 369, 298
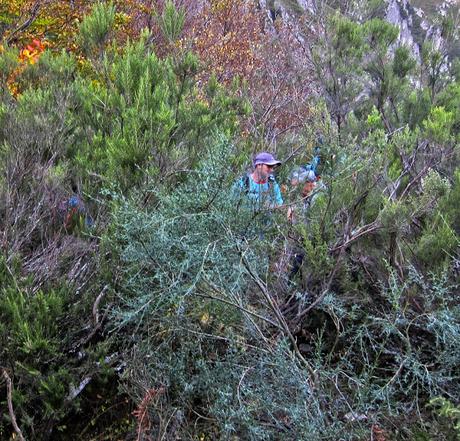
0, 256, 74, 436
78, 1, 116, 58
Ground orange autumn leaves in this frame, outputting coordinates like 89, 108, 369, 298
0, 38, 46, 96
18, 38, 45, 64
1, 0, 136, 52
2, 0, 263, 88
1, 0, 87, 48
0, 0, 135, 97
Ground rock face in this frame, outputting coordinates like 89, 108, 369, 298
384, 0, 452, 61
386, 0, 421, 59
259, 0, 454, 63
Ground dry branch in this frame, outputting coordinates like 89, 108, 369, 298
93, 284, 109, 326
237, 243, 317, 381
6, 0, 42, 44
2, 370, 26, 441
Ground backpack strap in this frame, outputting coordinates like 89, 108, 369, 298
243, 173, 250, 194
243, 173, 275, 193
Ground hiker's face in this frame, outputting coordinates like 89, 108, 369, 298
302, 181, 315, 197
256, 163, 274, 180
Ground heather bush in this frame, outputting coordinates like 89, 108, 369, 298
0, 256, 81, 438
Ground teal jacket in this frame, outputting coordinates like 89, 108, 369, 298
234, 174, 283, 211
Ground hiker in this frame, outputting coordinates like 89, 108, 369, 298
287, 168, 322, 224
287, 142, 323, 224
286, 155, 325, 282
234, 151, 283, 211
58, 193, 94, 231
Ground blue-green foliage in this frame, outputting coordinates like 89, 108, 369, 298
109, 137, 268, 330
108, 138, 348, 439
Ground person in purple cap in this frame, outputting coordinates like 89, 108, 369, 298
235, 151, 283, 211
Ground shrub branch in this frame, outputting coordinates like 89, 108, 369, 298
2, 369, 26, 441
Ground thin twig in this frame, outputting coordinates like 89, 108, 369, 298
67, 376, 92, 401
6, 0, 41, 44
2, 370, 26, 441
383, 358, 405, 390
196, 279, 274, 346
399, 164, 431, 200
237, 244, 317, 380
237, 366, 255, 406
295, 245, 345, 325
176, 327, 271, 354
195, 289, 282, 329
279, 144, 304, 165
330, 221, 381, 252
93, 284, 109, 326
294, 215, 350, 330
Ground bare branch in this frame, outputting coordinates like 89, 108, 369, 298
195, 290, 281, 330
236, 243, 317, 380
6, 0, 42, 45
67, 376, 92, 401
93, 284, 109, 326
2, 370, 26, 441
330, 221, 381, 253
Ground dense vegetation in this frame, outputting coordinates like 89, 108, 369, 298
0, 1, 459, 440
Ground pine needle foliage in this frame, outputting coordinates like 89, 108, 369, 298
0, 257, 76, 437
156, 0, 186, 43
78, 2, 116, 58
71, 31, 246, 192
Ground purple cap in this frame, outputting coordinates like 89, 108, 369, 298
253, 152, 282, 167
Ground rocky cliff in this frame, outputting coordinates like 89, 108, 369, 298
260, 0, 457, 62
